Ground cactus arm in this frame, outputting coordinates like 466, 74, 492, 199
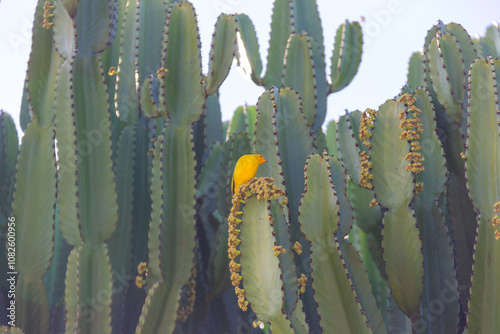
254, 90, 285, 190
263, 0, 292, 88
273, 88, 315, 232
53, 0, 75, 60
357, 227, 391, 329
329, 21, 363, 93
445, 23, 478, 71
74, 0, 115, 57
12, 19, 61, 317
130, 117, 153, 270
202, 93, 223, 147
42, 211, 71, 323
139, 76, 163, 119
269, 200, 305, 327
412, 88, 459, 331
160, 2, 205, 126
481, 25, 500, 58
205, 14, 237, 95
407, 52, 424, 91
339, 239, 387, 334
328, 156, 354, 238
16, 277, 50, 334
371, 100, 414, 208
291, 0, 328, 129
54, 60, 81, 246
291, 0, 324, 56
240, 197, 288, 325
206, 213, 230, 301
207, 134, 250, 300
196, 142, 222, 199
114, 0, 140, 125
325, 120, 340, 158
282, 33, 317, 128
428, 33, 466, 125
465, 58, 500, 333
381, 208, 423, 318
227, 106, 247, 135
299, 154, 339, 240
336, 113, 362, 183
485, 25, 500, 56
303, 42, 327, 131
0, 111, 18, 218
371, 99, 423, 318
99, 0, 126, 126
424, 25, 477, 317
64, 248, 79, 332
141, 122, 198, 333
299, 154, 371, 333
348, 180, 383, 233
77, 243, 113, 334
245, 105, 257, 142
234, 14, 263, 85
108, 125, 135, 332
72, 55, 118, 245
135, 280, 174, 333
416, 199, 459, 331
413, 88, 447, 202
147, 132, 163, 284
11, 118, 55, 333
346, 110, 365, 148
20, 79, 31, 132
26, 0, 61, 129
137, 0, 169, 84
465, 58, 500, 214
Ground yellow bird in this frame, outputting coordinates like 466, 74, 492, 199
232, 154, 267, 194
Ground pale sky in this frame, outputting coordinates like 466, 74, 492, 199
1, 0, 499, 136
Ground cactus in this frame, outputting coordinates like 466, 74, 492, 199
235, 0, 362, 130
4, 0, 500, 332
465, 57, 500, 333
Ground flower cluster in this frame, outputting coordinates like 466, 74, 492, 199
297, 274, 307, 294
227, 177, 287, 311
42, 2, 55, 29
272, 245, 286, 257
398, 94, 425, 175
135, 262, 148, 288
493, 201, 500, 240
359, 108, 378, 189
359, 151, 373, 189
369, 198, 378, 208
415, 181, 424, 195
253, 320, 263, 328
157, 66, 168, 79
359, 108, 378, 148
292, 241, 303, 255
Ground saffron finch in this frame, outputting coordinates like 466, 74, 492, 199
232, 154, 267, 194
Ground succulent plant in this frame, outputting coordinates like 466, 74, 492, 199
2, 0, 500, 333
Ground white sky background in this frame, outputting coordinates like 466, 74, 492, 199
1, 0, 499, 136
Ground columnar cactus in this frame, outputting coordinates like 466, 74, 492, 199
3, 0, 500, 332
